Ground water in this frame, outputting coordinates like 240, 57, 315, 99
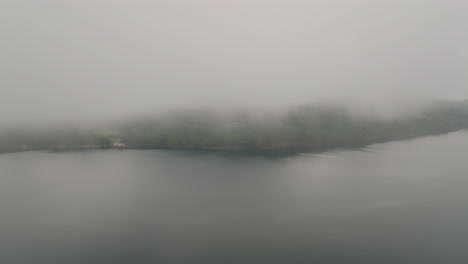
2, 131, 468, 263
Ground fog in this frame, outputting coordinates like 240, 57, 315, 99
1, 0, 467, 123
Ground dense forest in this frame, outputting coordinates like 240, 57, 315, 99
1, 100, 468, 152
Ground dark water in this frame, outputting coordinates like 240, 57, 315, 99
2, 131, 468, 264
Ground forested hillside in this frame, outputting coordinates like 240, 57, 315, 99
1, 100, 468, 151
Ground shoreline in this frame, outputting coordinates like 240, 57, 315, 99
0, 129, 462, 155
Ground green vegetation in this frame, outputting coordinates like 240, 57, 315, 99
1, 100, 468, 152
0, 126, 112, 149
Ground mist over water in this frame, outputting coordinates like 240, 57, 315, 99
2, 131, 468, 263
2, 1, 468, 263
1, 0, 468, 122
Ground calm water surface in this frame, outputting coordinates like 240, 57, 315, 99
2, 131, 468, 263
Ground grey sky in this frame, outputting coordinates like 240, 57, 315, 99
1, 0, 467, 122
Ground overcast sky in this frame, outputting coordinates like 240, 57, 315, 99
1, 0, 467, 122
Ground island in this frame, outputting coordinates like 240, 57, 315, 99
1, 100, 468, 154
